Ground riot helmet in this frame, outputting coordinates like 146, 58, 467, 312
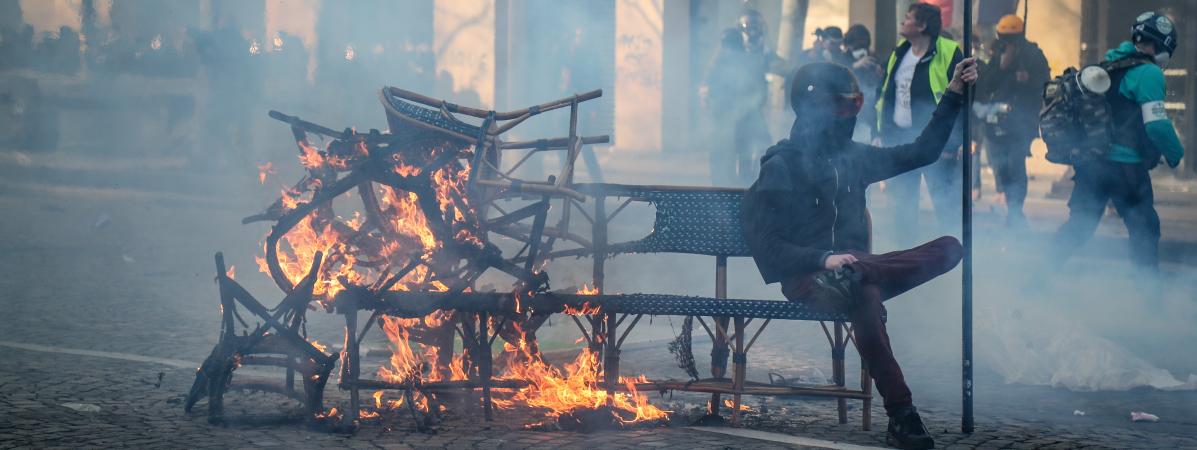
1133, 11, 1178, 66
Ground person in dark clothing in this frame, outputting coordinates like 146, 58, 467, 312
803, 26, 854, 67
559, 26, 605, 183
702, 10, 784, 187
876, 2, 964, 247
741, 58, 977, 450
1051, 12, 1185, 275
975, 15, 1049, 228
844, 24, 885, 142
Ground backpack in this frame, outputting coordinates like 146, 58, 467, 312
1039, 57, 1151, 165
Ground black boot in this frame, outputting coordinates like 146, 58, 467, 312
887, 405, 935, 449
806, 265, 862, 310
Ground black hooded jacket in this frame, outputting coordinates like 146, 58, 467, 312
740, 91, 964, 284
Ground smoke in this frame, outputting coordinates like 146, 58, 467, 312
2, 1, 1195, 435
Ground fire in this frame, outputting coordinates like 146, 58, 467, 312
254, 213, 363, 301
378, 315, 423, 383
315, 407, 341, 420
309, 339, 328, 353
562, 302, 601, 316
259, 140, 477, 309
225, 265, 235, 280
562, 285, 602, 315
378, 312, 468, 389
257, 162, 274, 185
250, 106, 667, 428
723, 399, 752, 412
279, 188, 301, 211
359, 409, 380, 419
296, 140, 351, 171
497, 346, 669, 425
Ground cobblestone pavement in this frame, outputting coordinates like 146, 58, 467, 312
2, 344, 1195, 449
0, 348, 807, 449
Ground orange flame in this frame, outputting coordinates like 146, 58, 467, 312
562, 302, 601, 316
495, 322, 669, 424
563, 285, 602, 315
359, 409, 380, 419
309, 339, 328, 353
315, 407, 341, 420
723, 399, 752, 412
257, 162, 275, 185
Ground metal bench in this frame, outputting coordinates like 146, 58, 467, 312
567, 183, 876, 429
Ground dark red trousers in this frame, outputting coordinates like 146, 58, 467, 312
781, 236, 963, 416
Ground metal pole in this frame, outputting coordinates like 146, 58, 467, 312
961, 0, 975, 435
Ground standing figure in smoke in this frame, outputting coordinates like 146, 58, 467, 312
1051, 12, 1185, 274
843, 24, 885, 143
740, 59, 978, 450
975, 14, 1049, 229
701, 9, 784, 187
802, 26, 854, 67
875, 2, 964, 246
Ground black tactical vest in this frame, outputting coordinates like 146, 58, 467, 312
1105, 53, 1162, 168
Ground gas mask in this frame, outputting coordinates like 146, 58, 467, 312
739, 14, 767, 51
1153, 51, 1171, 67
851, 48, 868, 60
993, 34, 1022, 53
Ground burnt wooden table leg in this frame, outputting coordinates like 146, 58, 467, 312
342, 293, 361, 425
479, 311, 493, 421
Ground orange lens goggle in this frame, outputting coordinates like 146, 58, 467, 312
833, 92, 865, 118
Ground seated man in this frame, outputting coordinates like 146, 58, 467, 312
740, 60, 976, 450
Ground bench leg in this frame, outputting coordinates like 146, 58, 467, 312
710, 256, 730, 418
731, 317, 746, 426
604, 312, 620, 401
834, 322, 847, 425
708, 316, 730, 417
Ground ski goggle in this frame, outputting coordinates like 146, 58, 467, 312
832, 92, 865, 118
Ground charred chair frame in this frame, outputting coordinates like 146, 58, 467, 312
185, 252, 337, 423
330, 87, 612, 427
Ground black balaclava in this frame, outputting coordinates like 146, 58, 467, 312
788, 63, 863, 152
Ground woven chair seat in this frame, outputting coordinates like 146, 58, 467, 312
382, 89, 483, 138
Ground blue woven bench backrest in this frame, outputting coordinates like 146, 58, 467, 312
617, 188, 752, 257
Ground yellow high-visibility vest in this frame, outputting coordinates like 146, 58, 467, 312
876, 36, 959, 131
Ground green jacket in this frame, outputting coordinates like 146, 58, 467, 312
1104, 41, 1184, 168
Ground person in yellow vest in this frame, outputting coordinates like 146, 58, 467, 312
875, 2, 964, 248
